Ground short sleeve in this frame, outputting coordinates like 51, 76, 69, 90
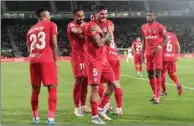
158, 23, 167, 37
51, 22, 58, 35
87, 24, 99, 37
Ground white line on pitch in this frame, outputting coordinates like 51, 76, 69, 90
121, 74, 194, 91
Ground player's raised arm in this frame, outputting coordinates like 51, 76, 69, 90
90, 32, 112, 48
106, 22, 115, 46
51, 23, 58, 63
71, 26, 83, 35
88, 24, 112, 48
70, 9, 85, 36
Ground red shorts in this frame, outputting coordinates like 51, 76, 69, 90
86, 61, 116, 85
145, 50, 163, 70
71, 55, 86, 78
30, 63, 58, 86
133, 54, 142, 65
108, 60, 120, 81
162, 61, 176, 73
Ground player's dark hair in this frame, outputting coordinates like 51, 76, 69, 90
147, 10, 155, 15
73, 8, 83, 14
94, 4, 107, 13
36, 7, 48, 18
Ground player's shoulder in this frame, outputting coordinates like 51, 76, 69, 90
49, 21, 56, 25
141, 23, 149, 29
154, 21, 164, 27
68, 21, 77, 28
26, 23, 37, 36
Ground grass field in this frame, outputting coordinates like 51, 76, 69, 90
1, 58, 194, 125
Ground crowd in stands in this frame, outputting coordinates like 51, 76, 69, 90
2, 18, 194, 57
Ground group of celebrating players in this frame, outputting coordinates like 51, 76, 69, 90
26, 4, 183, 125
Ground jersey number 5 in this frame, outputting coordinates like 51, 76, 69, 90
30, 31, 46, 52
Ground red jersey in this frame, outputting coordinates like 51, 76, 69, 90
67, 21, 85, 57
132, 40, 143, 55
26, 20, 58, 64
84, 20, 107, 65
141, 22, 167, 55
163, 32, 178, 61
105, 20, 119, 60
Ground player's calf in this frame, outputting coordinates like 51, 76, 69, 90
155, 70, 162, 102
168, 72, 182, 96
113, 81, 123, 115
31, 86, 41, 124
47, 85, 57, 123
148, 70, 156, 99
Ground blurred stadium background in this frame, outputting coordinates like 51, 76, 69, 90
1, 0, 194, 58
1, 1, 194, 125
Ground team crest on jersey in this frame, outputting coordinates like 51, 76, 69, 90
152, 29, 157, 34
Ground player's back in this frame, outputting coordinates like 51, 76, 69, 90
84, 20, 107, 65
67, 21, 85, 56
133, 40, 142, 55
27, 20, 56, 63
163, 32, 178, 61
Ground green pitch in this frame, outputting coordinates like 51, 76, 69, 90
1, 58, 194, 125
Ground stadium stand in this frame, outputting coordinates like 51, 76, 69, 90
1, 1, 194, 57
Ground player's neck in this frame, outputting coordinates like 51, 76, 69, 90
148, 20, 155, 24
39, 18, 49, 22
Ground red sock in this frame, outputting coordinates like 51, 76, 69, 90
169, 73, 180, 86
99, 95, 110, 109
149, 78, 156, 96
73, 82, 81, 108
31, 89, 40, 118
81, 78, 88, 106
139, 65, 142, 72
162, 72, 166, 92
48, 87, 57, 118
90, 100, 98, 116
155, 77, 161, 99
114, 88, 123, 108
98, 85, 105, 99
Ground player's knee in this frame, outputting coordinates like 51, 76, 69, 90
104, 84, 114, 96
114, 82, 121, 88
75, 77, 82, 84
32, 86, 41, 91
168, 72, 175, 78
148, 71, 154, 79
47, 84, 57, 89
155, 70, 161, 78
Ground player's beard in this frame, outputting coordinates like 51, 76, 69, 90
76, 20, 84, 25
99, 17, 107, 23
